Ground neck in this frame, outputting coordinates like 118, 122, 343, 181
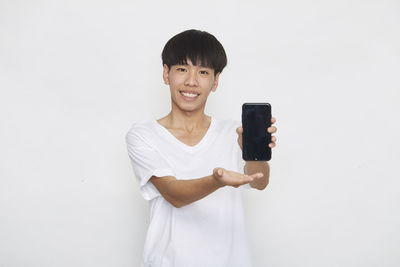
162, 107, 210, 133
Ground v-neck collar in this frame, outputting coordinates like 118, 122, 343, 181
152, 116, 216, 153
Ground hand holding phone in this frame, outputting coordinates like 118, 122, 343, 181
241, 103, 272, 161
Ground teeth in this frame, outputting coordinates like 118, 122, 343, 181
180, 91, 199, 98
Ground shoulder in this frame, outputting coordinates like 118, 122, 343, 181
211, 117, 241, 142
213, 117, 241, 132
125, 120, 156, 147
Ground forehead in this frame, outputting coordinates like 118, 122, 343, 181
176, 58, 213, 69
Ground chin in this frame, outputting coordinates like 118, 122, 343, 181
175, 102, 201, 111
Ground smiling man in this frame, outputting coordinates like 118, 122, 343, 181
126, 29, 277, 267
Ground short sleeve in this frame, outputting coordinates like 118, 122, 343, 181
125, 126, 176, 200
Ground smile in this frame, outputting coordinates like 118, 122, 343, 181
179, 91, 200, 101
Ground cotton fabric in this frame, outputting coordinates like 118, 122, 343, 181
126, 116, 253, 267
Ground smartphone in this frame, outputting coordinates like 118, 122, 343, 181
242, 103, 272, 161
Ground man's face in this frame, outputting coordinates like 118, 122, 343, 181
163, 58, 220, 112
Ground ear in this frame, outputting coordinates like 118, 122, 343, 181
211, 72, 220, 92
163, 64, 170, 85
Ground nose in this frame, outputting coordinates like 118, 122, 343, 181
184, 70, 199, 87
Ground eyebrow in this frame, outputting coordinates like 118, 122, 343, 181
177, 63, 211, 69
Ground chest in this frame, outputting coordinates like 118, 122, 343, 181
156, 133, 238, 175
167, 129, 209, 147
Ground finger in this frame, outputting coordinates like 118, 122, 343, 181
251, 173, 264, 179
269, 142, 276, 148
236, 126, 243, 134
245, 173, 263, 181
240, 173, 263, 186
214, 168, 223, 177
268, 126, 277, 133
271, 136, 277, 142
241, 174, 254, 184
271, 117, 276, 124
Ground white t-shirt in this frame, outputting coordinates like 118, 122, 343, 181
125, 116, 254, 267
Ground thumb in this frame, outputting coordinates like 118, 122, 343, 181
214, 167, 224, 177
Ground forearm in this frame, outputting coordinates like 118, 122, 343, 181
244, 161, 270, 190
167, 175, 223, 208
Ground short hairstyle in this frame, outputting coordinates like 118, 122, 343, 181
161, 29, 227, 76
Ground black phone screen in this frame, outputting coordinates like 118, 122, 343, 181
242, 103, 272, 161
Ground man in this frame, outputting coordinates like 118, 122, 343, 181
126, 29, 277, 267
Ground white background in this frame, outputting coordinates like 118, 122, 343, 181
1, 0, 399, 266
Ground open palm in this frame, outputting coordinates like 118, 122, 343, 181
213, 167, 263, 188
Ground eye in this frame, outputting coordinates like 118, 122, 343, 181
177, 68, 186, 72
200, 70, 209, 75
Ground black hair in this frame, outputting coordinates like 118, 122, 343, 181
161, 29, 227, 77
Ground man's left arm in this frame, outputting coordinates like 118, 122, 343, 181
244, 161, 270, 190
236, 116, 277, 190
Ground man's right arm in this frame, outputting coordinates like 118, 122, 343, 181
150, 175, 222, 208
150, 168, 263, 208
